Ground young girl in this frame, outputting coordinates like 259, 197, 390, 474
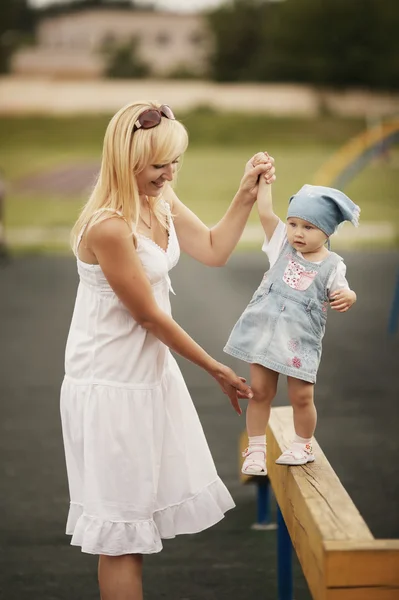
224, 156, 359, 475
60, 102, 275, 599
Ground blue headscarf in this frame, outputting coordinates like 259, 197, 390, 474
287, 184, 360, 237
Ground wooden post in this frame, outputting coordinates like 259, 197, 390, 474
266, 406, 399, 600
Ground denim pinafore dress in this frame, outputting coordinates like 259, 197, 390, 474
224, 242, 342, 383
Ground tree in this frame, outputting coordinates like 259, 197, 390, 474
207, 0, 399, 89
0, 0, 36, 72
207, 0, 271, 82
102, 36, 150, 79
38, 1, 143, 18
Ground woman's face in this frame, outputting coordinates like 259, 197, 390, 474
136, 159, 179, 197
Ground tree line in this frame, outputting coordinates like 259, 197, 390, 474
208, 0, 399, 90
1, 0, 398, 90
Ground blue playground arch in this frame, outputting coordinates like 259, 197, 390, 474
313, 119, 399, 188
313, 119, 399, 334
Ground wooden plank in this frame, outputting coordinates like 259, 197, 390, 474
267, 413, 326, 599
326, 588, 399, 600
266, 406, 374, 599
324, 540, 399, 588
267, 406, 373, 542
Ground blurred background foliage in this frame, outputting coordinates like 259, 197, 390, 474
0, 0, 36, 72
102, 36, 150, 79
1, 0, 399, 88
208, 0, 399, 89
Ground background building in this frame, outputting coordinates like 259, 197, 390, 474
11, 8, 212, 78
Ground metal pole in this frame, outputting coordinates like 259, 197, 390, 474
257, 479, 270, 523
0, 173, 9, 263
251, 478, 277, 531
388, 269, 399, 335
277, 505, 293, 600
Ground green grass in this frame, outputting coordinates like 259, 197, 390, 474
0, 113, 398, 252
5, 194, 83, 228
175, 145, 399, 225
0, 111, 365, 177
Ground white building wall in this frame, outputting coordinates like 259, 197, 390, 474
12, 10, 212, 78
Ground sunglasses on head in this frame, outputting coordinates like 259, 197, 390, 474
133, 105, 175, 133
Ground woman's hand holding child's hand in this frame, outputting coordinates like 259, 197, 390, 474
330, 289, 357, 312
252, 151, 276, 184
239, 152, 276, 202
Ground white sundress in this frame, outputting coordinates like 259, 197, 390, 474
60, 206, 235, 556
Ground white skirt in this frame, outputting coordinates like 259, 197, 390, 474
60, 355, 235, 556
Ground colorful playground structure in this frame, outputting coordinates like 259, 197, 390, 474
312, 118, 399, 188
313, 118, 399, 334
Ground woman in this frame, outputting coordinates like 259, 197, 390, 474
61, 101, 275, 600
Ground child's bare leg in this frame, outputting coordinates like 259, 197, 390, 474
246, 364, 278, 435
98, 554, 143, 600
242, 364, 278, 475
287, 377, 316, 438
275, 377, 316, 466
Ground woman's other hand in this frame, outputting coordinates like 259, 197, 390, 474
239, 152, 276, 202
211, 363, 253, 415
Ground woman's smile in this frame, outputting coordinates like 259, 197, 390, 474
152, 179, 165, 189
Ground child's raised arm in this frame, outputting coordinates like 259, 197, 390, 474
257, 171, 280, 242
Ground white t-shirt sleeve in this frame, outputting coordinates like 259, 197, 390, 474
262, 220, 350, 296
261, 219, 287, 267
326, 260, 350, 296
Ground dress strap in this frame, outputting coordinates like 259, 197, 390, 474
162, 198, 171, 212
76, 223, 88, 252
161, 198, 173, 220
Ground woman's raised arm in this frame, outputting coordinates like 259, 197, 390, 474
166, 154, 275, 267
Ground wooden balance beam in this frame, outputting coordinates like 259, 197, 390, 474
240, 406, 399, 599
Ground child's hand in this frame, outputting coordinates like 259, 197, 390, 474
330, 289, 357, 312
252, 151, 276, 184
239, 153, 275, 202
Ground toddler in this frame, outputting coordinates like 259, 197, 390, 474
224, 156, 359, 474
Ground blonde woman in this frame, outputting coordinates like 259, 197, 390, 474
60, 101, 275, 600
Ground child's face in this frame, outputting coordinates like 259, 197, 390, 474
286, 217, 328, 253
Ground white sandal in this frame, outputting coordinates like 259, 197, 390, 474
275, 442, 315, 466
241, 445, 267, 476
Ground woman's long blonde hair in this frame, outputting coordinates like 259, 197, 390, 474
70, 101, 189, 254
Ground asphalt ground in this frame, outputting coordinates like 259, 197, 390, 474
1, 250, 398, 600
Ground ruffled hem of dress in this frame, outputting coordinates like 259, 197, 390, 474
223, 344, 317, 383
66, 478, 235, 556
